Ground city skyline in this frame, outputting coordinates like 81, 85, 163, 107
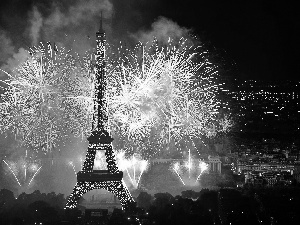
220, 79, 300, 143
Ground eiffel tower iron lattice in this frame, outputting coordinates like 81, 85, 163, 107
65, 14, 135, 210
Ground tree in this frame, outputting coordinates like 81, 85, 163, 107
153, 192, 174, 211
0, 189, 15, 206
137, 192, 153, 210
181, 190, 200, 199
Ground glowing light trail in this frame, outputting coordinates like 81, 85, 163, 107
196, 161, 209, 182
2, 150, 42, 190
173, 162, 185, 186
115, 152, 149, 189
28, 165, 42, 186
68, 161, 77, 176
171, 150, 209, 186
3, 160, 22, 187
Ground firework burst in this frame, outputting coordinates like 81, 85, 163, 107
91, 150, 149, 189
105, 39, 230, 158
53, 38, 230, 158
66, 154, 85, 177
2, 151, 42, 190
0, 43, 92, 152
115, 152, 149, 189
169, 137, 209, 186
0, 38, 231, 158
171, 154, 208, 186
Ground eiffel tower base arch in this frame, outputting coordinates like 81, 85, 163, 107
65, 180, 135, 211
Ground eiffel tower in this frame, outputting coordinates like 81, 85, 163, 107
65, 14, 134, 210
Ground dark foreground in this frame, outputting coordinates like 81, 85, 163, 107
1, 186, 300, 225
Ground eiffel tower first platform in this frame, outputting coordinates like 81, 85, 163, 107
65, 15, 134, 210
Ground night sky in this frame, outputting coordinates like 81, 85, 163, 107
1, 0, 299, 81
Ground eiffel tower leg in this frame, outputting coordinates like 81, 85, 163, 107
105, 144, 119, 173
101, 180, 135, 210
65, 182, 93, 209
82, 146, 97, 172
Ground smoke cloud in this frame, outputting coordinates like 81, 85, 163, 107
42, 0, 113, 55
0, 30, 15, 75
0, 0, 114, 75
0, 29, 30, 76
45, 0, 113, 28
132, 16, 191, 45
1, 1, 193, 75
29, 6, 43, 46
2, 48, 31, 74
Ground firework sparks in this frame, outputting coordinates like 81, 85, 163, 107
0, 43, 90, 152
172, 162, 185, 186
115, 152, 149, 189
171, 151, 209, 186
66, 154, 85, 176
106, 39, 231, 158
3, 160, 22, 187
196, 161, 209, 181
68, 161, 77, 175
55, 39, 230, 158
91, 150, 148, 189
28, 165, 42, 187
2, 154, 42, 189
1, 38, 231, 159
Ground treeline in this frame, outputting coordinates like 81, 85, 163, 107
1, 187, 300, 225
0, 189, 68, 225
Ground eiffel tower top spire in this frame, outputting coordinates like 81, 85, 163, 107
95, 11, 107, 130
99, 11, 104, 33
88, 12, 113, 143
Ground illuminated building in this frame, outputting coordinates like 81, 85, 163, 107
65, 14, 134, 210
208, 155, 222, 173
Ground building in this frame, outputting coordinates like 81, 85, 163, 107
236, 160, 295, 175
208, 155, 222, 173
